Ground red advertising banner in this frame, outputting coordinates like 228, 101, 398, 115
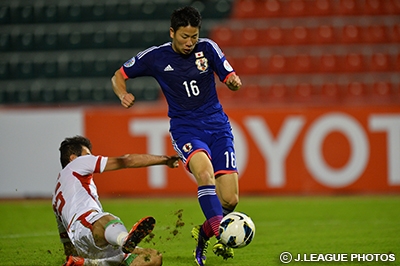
85, 104, 400, 196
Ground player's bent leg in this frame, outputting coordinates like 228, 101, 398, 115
214, 173, 238, 260
215, 173, 239, 213
92, 214, 120, 248
188, 152, 215, 186
127, 248, 162, 266
190, 152, 223, 238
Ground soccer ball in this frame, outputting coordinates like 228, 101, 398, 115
219, 212, 255, 248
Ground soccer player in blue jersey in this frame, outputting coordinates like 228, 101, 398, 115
111, 6, 242, 266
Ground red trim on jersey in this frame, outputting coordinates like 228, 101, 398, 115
76, 210, 94, 230
214, 169, 238, 177
184, 150, 237, 177
67, 213, 76, 232
120, 67, 129, 79
184, 149, 210, 173
54, 182, 61, 195
72, 172, 96, 202
223, 72, 235, 83
94, 156, 102, 173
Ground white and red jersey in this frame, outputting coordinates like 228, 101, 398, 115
52, 155, 108, 237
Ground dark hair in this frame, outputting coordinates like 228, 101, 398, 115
170, 6, 202, 32
59, 135, 92, 168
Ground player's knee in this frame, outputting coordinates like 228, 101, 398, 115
195, 170, 214, 185
224, 194, 239, 210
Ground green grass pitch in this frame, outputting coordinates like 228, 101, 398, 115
0, 196, 399, 266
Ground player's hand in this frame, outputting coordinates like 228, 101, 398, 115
165, 155, 180, 168
120, 93, 135, 108
226, 73, 242, 91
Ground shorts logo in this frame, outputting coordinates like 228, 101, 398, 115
183, 143, 193, 153
123, 57, 136, 67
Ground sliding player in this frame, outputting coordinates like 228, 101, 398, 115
53, 135, 179, 266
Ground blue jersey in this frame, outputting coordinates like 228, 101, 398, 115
121, 38, 235, 131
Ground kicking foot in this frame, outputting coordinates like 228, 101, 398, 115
213, 239, 234, 260
122, 216, 155, 254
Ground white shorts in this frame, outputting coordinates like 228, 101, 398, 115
69, 211, 125, 260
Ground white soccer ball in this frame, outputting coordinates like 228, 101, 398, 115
219, 212, 256, 248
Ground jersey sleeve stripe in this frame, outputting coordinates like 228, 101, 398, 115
137, 42, 171, 59
200, 38, 224, 59
94, 156, 102, 173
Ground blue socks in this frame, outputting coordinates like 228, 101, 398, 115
197, 185, 223, 239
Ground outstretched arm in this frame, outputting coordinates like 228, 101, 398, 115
111, 69, 135, 108
104, 154, 180, 172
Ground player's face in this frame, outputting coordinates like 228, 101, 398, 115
170, 25, 199, 55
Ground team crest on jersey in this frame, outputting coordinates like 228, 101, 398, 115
195, 51, 208, 72
182, 143, 193, 153
195, 57, 208, 72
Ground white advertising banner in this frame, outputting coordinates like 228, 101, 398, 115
0, 108, 84, 198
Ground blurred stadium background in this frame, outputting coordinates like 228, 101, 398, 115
1, 0, 400, 198
1, 0, 235, 104
1, 0, 399, 105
